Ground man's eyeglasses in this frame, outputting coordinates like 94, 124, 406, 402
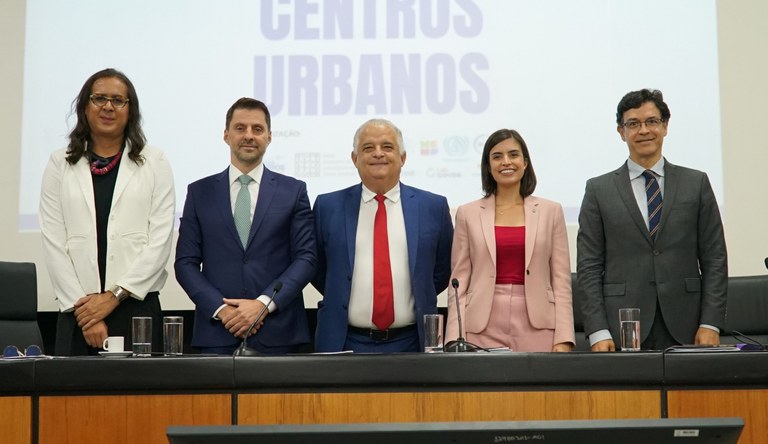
3, 344, 43, 358
621, 117, 665, 130
89, 94, 130, 109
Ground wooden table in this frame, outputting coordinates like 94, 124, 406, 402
2, 351, 765, 444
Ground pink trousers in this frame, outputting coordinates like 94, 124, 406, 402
466, 283, 555, 352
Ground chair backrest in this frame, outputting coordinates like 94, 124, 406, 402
720, 275, 768, 346
0, 261, 44, 351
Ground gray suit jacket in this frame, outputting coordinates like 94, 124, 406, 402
576, 159, 727, 344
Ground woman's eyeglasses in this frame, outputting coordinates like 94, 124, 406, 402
89, 94, 130, 109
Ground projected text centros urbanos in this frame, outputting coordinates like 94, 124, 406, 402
254, 0, 489, 116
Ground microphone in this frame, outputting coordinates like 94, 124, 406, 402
730, 330, 767, 351
233, 281, 283, 356
444, 278, 481, 352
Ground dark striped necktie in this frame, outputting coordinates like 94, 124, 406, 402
641, 170, 663, 241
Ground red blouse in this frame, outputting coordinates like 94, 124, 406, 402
495, 225, 525, 284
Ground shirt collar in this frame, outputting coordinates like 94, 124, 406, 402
627, 157, 665, 180
229, 163, 264, 185
361, 182, 401, 203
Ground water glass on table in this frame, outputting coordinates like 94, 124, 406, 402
423, 314, 444, 353
619, 308, 640, 352
132, 316, 152, 357
163, 316, 183, 356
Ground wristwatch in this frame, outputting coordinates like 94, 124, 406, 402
111, 285, 132, 303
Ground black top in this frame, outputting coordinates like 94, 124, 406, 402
89, 150, 121, 292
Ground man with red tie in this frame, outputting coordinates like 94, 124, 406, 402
312, 119, 453, 352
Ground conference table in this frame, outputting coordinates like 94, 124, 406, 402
1, 351, 766, 444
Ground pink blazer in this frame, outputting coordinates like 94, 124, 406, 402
446, 195, 575, 347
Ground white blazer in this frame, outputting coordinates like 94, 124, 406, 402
39, 144, 175, 312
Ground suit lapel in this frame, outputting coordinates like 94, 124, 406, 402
479, 195, 496, 268
214, 168, 241, 247
74, 157, 96, 217
524, 197, 539, 268
656, 159, 677, 242
109, 147, 137, 211
345, 185, 362, 273
400, 183, 419, 278
249, 168, 276, 248
612, 162, 653, 245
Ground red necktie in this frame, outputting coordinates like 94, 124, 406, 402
372, 194, 394, 330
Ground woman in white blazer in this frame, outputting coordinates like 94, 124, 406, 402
39, 69, 175, 355
447, 129, 574, 352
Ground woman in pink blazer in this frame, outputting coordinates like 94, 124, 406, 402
446, 129, 574, 352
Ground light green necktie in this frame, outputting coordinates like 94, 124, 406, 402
234, 175, 254, 247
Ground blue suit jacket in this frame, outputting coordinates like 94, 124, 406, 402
312, 182, 453, 352
175, 167, 316, 350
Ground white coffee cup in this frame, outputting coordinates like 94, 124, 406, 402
102, 336, 125, 353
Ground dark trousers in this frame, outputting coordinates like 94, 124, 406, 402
344, 326, 420, 353
641, 303, 681, 351
55, 292, 162, 356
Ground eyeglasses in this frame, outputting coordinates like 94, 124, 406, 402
621, 117, 665, 130
89, 94, 130, 109
3, 344, 43, 358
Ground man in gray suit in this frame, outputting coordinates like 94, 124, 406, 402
577, 89, 727, 351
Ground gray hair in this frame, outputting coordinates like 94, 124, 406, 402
352, 118, 405, 154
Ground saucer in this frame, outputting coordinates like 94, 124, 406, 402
99, 351, 132, 358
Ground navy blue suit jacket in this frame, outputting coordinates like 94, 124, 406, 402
175, 167, 316, 350
312, 182, 453, 352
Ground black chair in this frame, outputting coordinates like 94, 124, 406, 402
720, 275, 768, 347
0, 262, 44, 352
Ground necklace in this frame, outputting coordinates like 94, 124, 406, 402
90, 150, 123, 175
495, 202, 522, 215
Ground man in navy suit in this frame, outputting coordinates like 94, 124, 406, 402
175, 98, 316, 354
312, 119, 453, 352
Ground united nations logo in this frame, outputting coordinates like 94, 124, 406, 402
443, 136, 469, 156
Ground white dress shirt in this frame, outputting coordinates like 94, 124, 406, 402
348, 183, 415, 329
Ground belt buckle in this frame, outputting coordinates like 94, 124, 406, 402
370, 328, 389, 341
